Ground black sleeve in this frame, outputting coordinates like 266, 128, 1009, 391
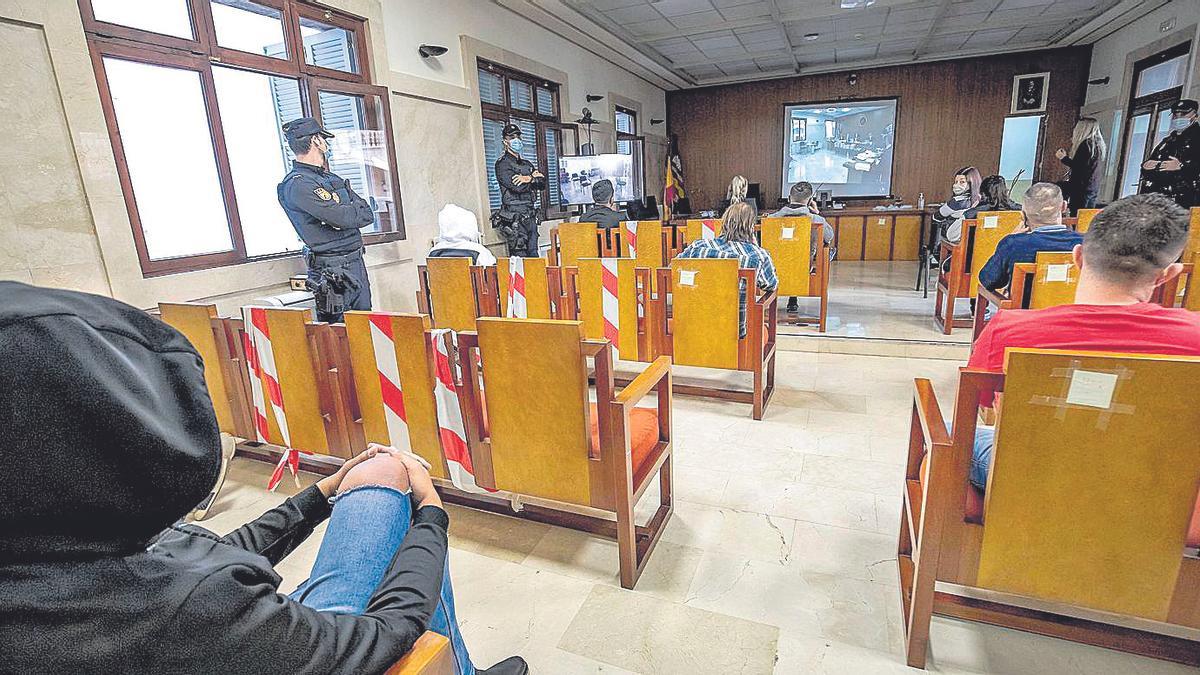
1059, 154, 1074, 169
220, 485, 331, 565
286, 175, 375, 231
497, 158, 537, 195
180, 506, 450, 675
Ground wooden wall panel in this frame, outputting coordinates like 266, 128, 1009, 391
863, 214, 893, 260
836, 217, 864, 261
666, 47, 1091, 210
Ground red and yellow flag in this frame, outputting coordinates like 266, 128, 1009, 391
664, 133, 686, 221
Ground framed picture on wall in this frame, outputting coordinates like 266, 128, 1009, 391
1011, 72, 1049, 114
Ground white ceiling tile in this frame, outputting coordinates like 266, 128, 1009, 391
718, 1, 773, 21
603, 4, 663, 23
624, 18, 676, 36
670, 10, 727, 29
651, 0, 716, 16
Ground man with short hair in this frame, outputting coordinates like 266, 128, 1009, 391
770, 181, 837, 313
579, 179, 624, 229
978, 182, 1082, 291
493, 124, 545, 257
278, 117, 377, 323
969, 193, 1200, 489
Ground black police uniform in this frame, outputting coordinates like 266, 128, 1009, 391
276, 118, 376, 323
493, 133, 545, 257
1139, 104, 1200, 208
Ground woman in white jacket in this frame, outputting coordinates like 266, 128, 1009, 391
427, 204, 498, 266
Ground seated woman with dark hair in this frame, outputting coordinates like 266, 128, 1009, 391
963, 174, 1020, 220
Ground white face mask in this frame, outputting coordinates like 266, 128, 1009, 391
952, 184, 968, 196
1171, 116, 1194, 131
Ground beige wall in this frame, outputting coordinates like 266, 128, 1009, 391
0, 0, 666, 314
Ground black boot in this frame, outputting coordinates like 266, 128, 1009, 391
479, 656, 529, 675
786, 297, 799, 314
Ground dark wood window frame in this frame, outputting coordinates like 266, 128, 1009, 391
614, 105, 647, 204
1114, 41, 1192, 200
78, 0, 403, 277
478, 59, 576, 218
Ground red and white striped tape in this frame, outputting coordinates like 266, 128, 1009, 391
601, 259, 620, 348
430, 329, 491, 493
367, 313, 408, 446
506, 257, 527, 319
623, 220, 638, 259
242, 307, 298, 491
701, 219, 718, 241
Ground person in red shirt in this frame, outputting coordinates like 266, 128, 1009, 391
968, 193, 1200, 488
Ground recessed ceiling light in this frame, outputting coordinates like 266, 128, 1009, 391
854, 33, 865, 40
804, 33, 820, 41
840, 0, 876, 8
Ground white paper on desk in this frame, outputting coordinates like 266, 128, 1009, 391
782, 227, 795, 240
1045, 264, 1071, 283
1065, 370, 1118, 409
679, 270, 697, 286
983, 215, 999, 229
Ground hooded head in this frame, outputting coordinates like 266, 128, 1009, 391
437, 204, 483, 245
0, 282, 220, 562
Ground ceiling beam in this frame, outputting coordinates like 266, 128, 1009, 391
660, 8, 1095, 70
766, 0, 801, 75
913, 0, 955, 59
629, 0, 917, 44
689, 41, 1055, 88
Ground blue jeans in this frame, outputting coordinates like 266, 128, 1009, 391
290, 486, 475, 675
970, 426, 995, 490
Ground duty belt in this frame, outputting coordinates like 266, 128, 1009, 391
305, 248, 363, 268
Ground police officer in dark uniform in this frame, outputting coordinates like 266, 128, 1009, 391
1139, 99, 1200, 208
277, 117, 376, 323
491, 124, 545, 256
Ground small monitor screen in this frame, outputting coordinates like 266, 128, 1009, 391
558, 154, 637, 206
781, 99, 897, 198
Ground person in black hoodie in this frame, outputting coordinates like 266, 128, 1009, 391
1055, 117, 1106, 213
0, 282, 526, 675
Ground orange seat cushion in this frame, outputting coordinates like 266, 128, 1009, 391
589, 403, 660, 475
918, 453, 1200, 546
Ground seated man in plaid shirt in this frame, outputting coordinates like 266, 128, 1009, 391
676, 200, 779, 337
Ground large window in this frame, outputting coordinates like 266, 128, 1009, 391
478, 60, 574, 216
997, 114, 1044, 204
614, 106, 645, 201
1116, 42, 1191, 199
79, 0, 403, 276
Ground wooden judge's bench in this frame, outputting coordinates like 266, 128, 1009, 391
669, 205, 933, 262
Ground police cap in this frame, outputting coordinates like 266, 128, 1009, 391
502, 123, 523, 139
1171, 99, 1198, 114
282, 117, 335, 141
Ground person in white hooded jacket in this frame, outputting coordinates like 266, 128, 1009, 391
428, 204, 498, 266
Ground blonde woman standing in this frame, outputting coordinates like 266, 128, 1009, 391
1055, 117, 1106, 213
719, 174, 758, 217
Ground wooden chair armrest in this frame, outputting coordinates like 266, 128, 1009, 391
913, 378, 951, 449
976, 286, 1008, 309
755, 289, 778, 307
615, 356, 671, 408
384, 632, 454, 675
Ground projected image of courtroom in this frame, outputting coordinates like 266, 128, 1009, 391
781, 99, 897, 198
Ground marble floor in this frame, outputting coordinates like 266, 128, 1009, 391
781, 261, 973, 345
199, 350, 1195, 674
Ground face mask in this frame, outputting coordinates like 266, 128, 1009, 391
1171, 117, 1193, 131
952, 184, 968, 196
508, 138, 524, 153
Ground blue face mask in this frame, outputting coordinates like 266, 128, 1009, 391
508, 138, 524, 153
1171, 116, 1193, 131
